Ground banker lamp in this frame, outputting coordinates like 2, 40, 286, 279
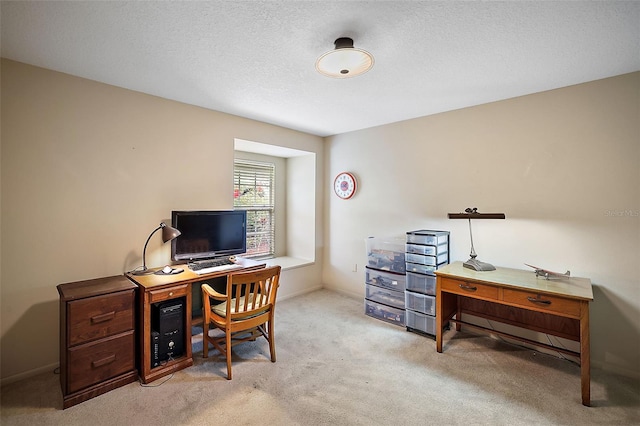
131, 222, 181, 275
448, 208, 506, 271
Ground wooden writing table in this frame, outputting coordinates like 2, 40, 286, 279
127, 257, 265, 384
435, 262, 593, 406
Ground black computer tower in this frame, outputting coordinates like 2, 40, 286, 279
150, 330, 160, 368
151, 297, 185, 364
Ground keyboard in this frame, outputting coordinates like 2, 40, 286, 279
188, 257, 241, 275
189, 257, 234, 271
192, 263, 242, 275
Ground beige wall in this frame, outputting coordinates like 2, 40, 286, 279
0, 59, 325, 381
2, 58, 638, 383
324, 72, 640, 378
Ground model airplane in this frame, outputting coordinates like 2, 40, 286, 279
525, 263, 570, 280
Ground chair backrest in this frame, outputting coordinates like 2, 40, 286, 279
224, 265, 281, 320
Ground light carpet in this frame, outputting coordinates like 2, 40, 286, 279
1, 289, 639, 425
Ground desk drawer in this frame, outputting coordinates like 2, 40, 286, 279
68, 290, 135, 346
67, 330, 135, 394
149, 284, 189, 303
440, 277, 498, 300
502, 288, 582, 318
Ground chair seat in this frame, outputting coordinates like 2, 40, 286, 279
212, 293, 267, 317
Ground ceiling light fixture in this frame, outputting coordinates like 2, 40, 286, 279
316, 37, 374, 78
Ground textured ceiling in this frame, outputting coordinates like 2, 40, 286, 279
2, 1, 639, 137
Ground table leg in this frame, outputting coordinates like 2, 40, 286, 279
436, 280, 443, 353
580, 302, 591, 406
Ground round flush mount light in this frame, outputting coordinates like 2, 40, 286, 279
316, 37, 374, 78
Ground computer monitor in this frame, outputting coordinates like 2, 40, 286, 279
170, 210, 247, 262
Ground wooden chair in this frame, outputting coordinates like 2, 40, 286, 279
201, 265, 281, 379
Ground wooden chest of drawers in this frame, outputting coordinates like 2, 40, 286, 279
58, 275, 138, 409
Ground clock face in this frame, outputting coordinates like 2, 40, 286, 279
334, 172, 357, 199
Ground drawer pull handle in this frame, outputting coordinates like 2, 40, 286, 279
169, 292, 174, 297
527, 296, 552, 305
91, 311, 115, 324
459, 284, 477, 292
91, 354, 116, 368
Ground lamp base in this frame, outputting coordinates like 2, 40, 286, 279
131, 268, 155, 276
463, 258, 496, 271
154, 268, 184, 275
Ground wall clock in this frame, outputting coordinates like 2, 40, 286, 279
334, 172, 357, 199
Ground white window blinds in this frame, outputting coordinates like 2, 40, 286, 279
233, 159, 275, 258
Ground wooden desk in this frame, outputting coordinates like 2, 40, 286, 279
127, 257, 265, 383
435, 262, 593, 406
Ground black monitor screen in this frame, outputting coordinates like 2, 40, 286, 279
171, 210, 247, 262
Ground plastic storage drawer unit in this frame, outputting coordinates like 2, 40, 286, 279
405, 229, 450, 338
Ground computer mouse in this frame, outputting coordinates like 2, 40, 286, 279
162, 265, 172, 274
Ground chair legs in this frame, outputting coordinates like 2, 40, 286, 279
267, 320, 276, 362
202, 323, 232, 379
202, 323, 276, 379
225, 329, 232, 380
203, 320, 209, 358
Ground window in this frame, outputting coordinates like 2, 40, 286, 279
234, 159, 275, 258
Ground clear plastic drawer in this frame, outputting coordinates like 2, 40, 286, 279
406, 272, 436, 296
364, 299, 405, 327
366, 236, 406, 273
405, 310, 436, 336
406, 230, 449, 246
405, 291, 435, 316
405, 263, 437, 275
405, 243, 448, 256
365, 284, 405, 310
405, 252, 448, 266
365, 267, 406, 292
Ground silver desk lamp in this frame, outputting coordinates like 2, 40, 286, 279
448, 208, 506, 271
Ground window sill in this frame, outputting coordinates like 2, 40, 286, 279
263, 256, 314, 271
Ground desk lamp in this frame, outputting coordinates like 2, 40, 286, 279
448, 207, 506, 271
132, 222, 181, 275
